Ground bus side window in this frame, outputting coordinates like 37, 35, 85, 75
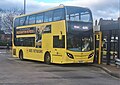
25, 16, 29, 25
15, 37, 35, 47
14, 18, 19, 27
53, 35, 65, 48
36, 13, 44, 23
44, 11, 53, 22
53, 8, 64, 21
20, 17, 26, 26
29, 15, 36, 24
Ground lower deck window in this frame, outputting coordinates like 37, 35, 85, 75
15, 37, 35, 47
53, 35, 65, 48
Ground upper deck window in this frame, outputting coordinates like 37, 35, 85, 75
14, 18, 19, 27
53, 8, 64, 21
36, 13, 44, 23
29, 15, 36, 24
44, 11, 53, 22
80, 12, 91, 22
14, 7, 65, 27
20, 17, 26, 26
66, 6, 92, 22
25, 16, 29, 25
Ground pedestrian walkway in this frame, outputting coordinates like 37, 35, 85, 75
93, 63, 120, 79
0, 49, 11, 54
0, 46, 12, 49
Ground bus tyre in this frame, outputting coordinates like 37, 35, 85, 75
44, 53, 51, 64
19, 51, 24, 60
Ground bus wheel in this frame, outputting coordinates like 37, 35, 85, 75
44, 53, 51, 64
19, 51, 24, 60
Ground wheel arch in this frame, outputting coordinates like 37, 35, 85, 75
19, 49, 23, 56
44, 51, 51, 64
19, 49, 23, 59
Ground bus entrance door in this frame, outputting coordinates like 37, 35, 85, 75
94, 32, 102, 64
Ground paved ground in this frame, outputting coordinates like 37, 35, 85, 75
93, 63, 120, 78
0, 49, 120, 85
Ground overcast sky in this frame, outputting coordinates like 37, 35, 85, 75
0, 0, 119, 21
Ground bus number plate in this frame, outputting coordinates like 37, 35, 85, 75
79, 61, 84, 63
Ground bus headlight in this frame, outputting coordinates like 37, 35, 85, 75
66, 52, 74, 59
88, 52, 94, 59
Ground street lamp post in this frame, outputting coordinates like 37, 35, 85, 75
118, 0, 120, 17
24, 0, 26, 14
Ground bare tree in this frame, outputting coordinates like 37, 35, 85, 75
0, 8, 23, 32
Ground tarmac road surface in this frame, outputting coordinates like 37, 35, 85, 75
0, 49, 119, 85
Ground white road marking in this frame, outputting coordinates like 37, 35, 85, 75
0, 52, 7, 54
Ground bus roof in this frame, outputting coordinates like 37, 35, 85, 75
15, 5, 90, 19
15, 5, 64, 18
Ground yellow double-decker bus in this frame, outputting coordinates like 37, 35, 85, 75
12, 5, 94, 64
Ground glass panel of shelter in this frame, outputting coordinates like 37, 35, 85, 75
102, 30, 119, 64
